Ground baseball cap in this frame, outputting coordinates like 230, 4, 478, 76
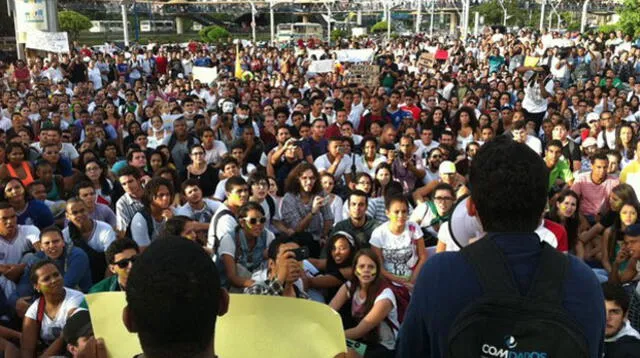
586, 112, 599, 123
624, 224, 640, 237
63, 310, 93, 344
582, 137, 597, 148
439, 161, 457, 175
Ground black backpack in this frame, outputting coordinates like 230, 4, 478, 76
447, 237, 589, 358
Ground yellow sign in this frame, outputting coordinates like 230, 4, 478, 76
524, 56, 540, 67
86, 292, 347, 358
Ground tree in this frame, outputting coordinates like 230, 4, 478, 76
371, 21, 388, 33
331, 29, 348, 42
199, 25, 230, 43
616, 0, 640, 36
473, 0, 528, 27
58, 11, 93, 41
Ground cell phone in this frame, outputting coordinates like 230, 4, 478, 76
288, 247, 310, 261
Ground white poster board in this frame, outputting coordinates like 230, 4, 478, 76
192, 66, 218, 84
334, 49, 375, 63
308, 60, 335, 73
26, 31, 70, 54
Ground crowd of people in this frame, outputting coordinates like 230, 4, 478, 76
0, 24, 637, 357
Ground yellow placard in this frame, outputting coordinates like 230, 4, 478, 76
524, 56, 540, 67
85, 292, 140, 358
86, 292, 347, 358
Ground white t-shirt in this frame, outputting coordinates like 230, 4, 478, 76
62, 220, 116, 252
207, 203, 238, 254
0, 228, 35, 264
369, 221, 423, 278
522, 79, 554, 113
314, 154, 352, 180
204, 141, 228, 165
525, 135, 543, 156
174, 199, 221, 223
213, 175, 249, 201
346, 282, 399, 350
25, 288, 84, 344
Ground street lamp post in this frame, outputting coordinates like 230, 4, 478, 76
270, 0, 275, 45
416, 0, 422, 33
249, 0, 257, 43
121, 0, 130, 47
580, 0, 589, 33
539, 0, 545, 32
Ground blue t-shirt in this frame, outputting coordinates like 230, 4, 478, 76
387, 107, 412, 129
18, 200, 54, 229
396, 233, 605, 358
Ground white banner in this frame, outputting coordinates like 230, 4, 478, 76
307, 49, 326, 60
308, 60, 335, 73
192, 66, 218, 84
26, 31, 70, 53
334, 49, 375, 63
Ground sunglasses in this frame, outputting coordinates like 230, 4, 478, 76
244, 217, 266, 225
113, 256, 136, 269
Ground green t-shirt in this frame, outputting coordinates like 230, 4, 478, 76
548, 159, 574, 191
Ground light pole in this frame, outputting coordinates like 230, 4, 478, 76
539, 0, 545, 32
325, 2, 332, 45
580, 0, 589, 33
270, 0, 275, 45
121, 0, 130, 47
249, 0, 257, 43
416, 0, 422, 33
429, 0, 434, 38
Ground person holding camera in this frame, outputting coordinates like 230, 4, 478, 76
245, 238, 309, 299
518, 65, 554, 133
391, 135, 426, 196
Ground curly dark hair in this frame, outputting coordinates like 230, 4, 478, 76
284, 162, 322, 195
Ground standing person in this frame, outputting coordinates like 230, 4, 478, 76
396, 136, 605, 357
520, 66, 554, 133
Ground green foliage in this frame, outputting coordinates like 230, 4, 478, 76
616, 0, 640, 36
598, 23, 619, 34
371, 21, 388, 33
199, 25, 230, 43
330, 29, 348, 41
472, 0, 528, 27
58, 11, 93, 41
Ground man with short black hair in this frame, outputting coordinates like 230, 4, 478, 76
115, 166, 145, 235
397, 136, 605, 357
602, 282, 640, 357
208, 177, 249, 256
331, 190, 380, 248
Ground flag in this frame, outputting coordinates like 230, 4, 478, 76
235, 44, 243, 80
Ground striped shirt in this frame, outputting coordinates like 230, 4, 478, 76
571, 172, 619, 217
115, 193, 144, 232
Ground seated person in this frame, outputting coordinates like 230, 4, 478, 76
62, 309, 94, 358
303, 231, 358, 303
74, 181, 117, 227
329, 249, 399, 358
245, 238, 308, 298
79, 239, 139, 310
217, 202, 273, 292
20, 260, 84, 357
602, 282, 640, 357
129, 177, 174, 249
409, 183, 455, 247
13, 227, 91, 318
62, 198, 116, 284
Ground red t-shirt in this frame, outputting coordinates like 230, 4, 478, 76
542, 219, 569, 253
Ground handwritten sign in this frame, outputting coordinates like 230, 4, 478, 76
25, 31, 70, 53
418, 52, 435, 68
347, 64, 380, 86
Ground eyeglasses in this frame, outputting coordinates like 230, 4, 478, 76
430, 155, 442, 159
113, 256, 137, 269
244, 217, 266, 225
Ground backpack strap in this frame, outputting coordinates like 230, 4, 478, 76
526, 242, 568, 305
141, 210, 155, 240
213, 209, 235, 256
461, 236, 519, 295
36, 296, 45, 324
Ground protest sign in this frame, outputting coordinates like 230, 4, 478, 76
192, 66, 218, 83
308, 60, 335, 73
335, 49, 375, 63
347, 64, 380, 86
87, 292, 347, 358
25, 31, 69, 53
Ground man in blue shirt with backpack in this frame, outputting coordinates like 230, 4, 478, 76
396, 136, 605, 357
